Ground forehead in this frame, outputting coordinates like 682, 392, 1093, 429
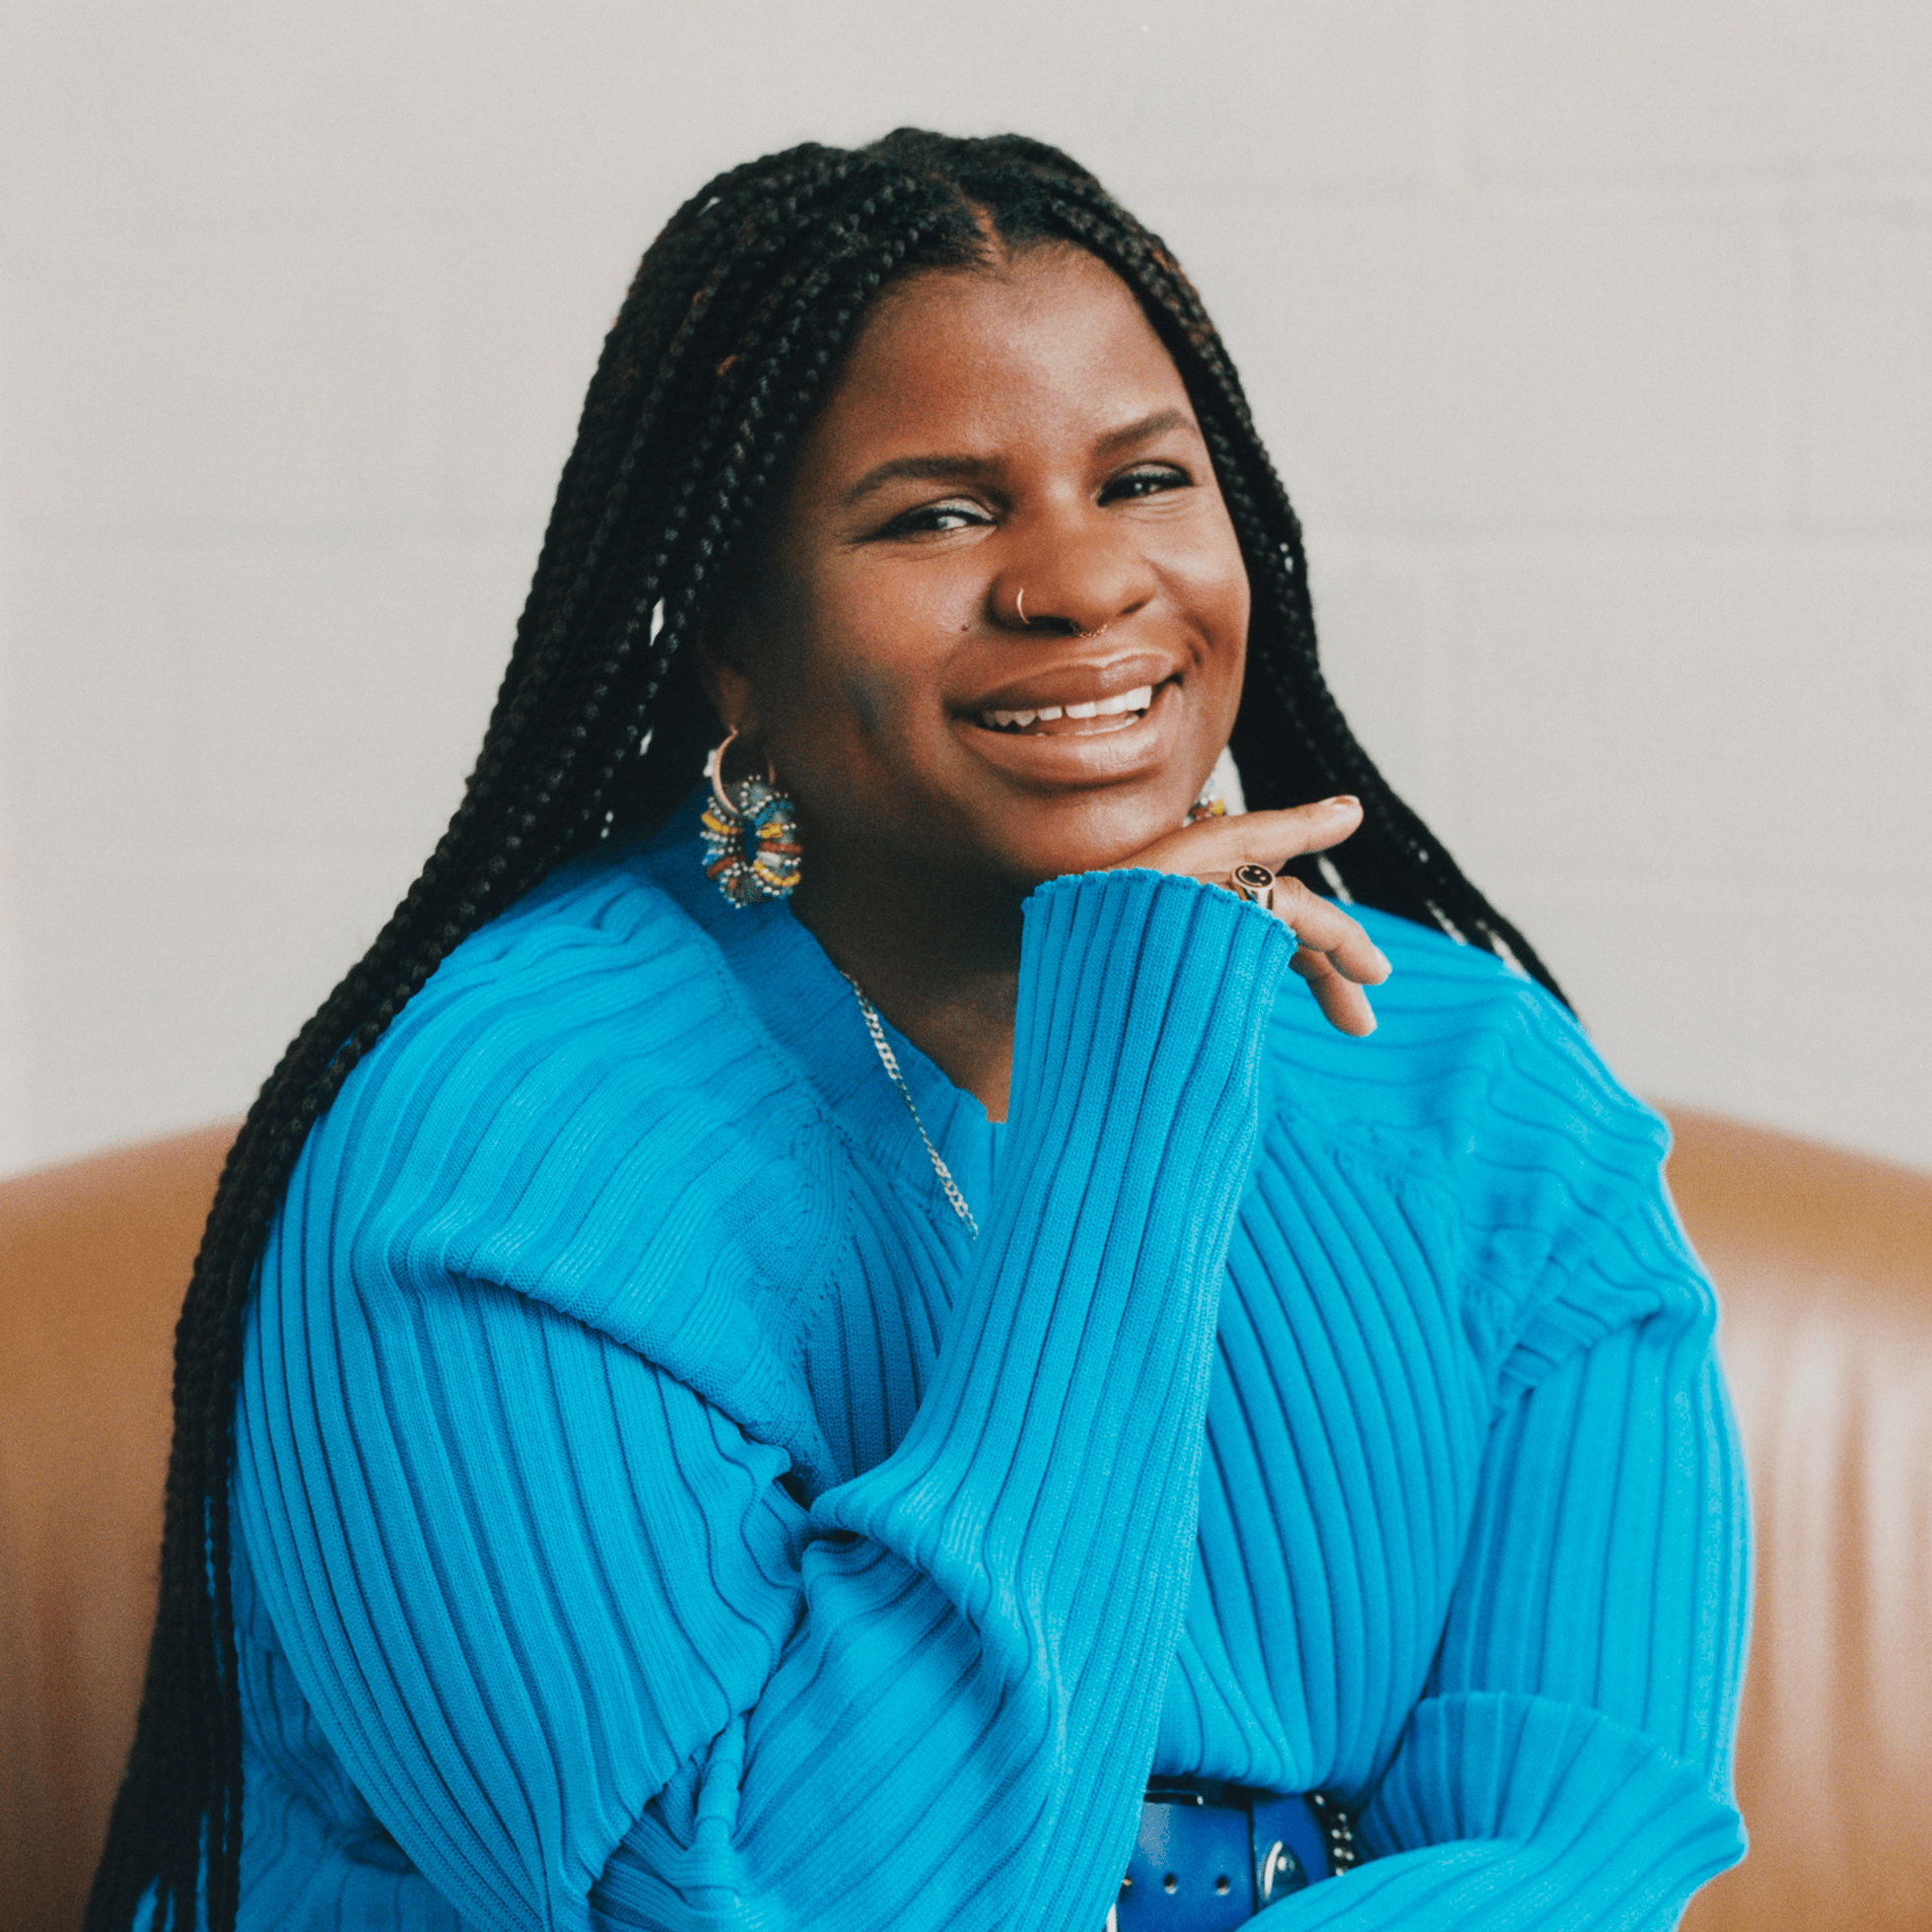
798, 245, 1193, 475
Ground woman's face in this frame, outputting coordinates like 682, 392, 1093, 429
707, 242, 1250, 897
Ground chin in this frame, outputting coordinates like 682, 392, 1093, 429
981, 790, 1193, 889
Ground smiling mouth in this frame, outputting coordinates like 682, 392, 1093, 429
975, 682, 1159, 736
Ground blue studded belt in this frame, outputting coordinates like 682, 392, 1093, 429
1107, 1780, 1362, 1930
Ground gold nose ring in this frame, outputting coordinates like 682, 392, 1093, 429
1015, 587, 1029, 627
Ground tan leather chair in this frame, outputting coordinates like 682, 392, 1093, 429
2, 1112, 1928, 1932
1672, 1111, 1932, 1932
0, 1124, 236, 1932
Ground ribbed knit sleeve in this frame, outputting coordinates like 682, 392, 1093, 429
1252, 1314, 1749, 1931
1229, 924, 1750, 1931
234, 868, 1293, 1932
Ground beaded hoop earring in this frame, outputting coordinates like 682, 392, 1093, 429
1187, 773, 1229, 824
1187, 746, 1246, 824
701, 729, 803, 906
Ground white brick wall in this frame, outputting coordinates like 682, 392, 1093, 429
1, 1, 1926, 1173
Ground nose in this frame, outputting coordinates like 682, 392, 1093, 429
996, 515, 1158, 640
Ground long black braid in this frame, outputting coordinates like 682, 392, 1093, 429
87, 126, 1566, 1932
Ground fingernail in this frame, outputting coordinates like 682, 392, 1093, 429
1331, 794, 1360, 811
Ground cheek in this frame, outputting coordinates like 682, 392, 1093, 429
1217, 561, 1251, 651
1180, 532, 1250, 741
837, 661, 888, 738
1208, 520, 1252, 662
768, 634, 914, 804
794, 567, 964, 750
1176, 524, 1251, 668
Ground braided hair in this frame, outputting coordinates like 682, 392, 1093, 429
88, 126, 1565, 1932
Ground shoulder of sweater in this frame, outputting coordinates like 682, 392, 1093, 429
1260, 904, 1711, 1384
1264, 902, 1667, 1175
284, 842, 848, 1478
348, 839, 779, 1116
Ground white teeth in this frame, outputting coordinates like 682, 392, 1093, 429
978, 687, 1155, 730
1066, 684, 1155, 720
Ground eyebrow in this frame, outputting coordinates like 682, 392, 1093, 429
841, 407, 1196, 507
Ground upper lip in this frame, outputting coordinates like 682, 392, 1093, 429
961, 652, 1178, 718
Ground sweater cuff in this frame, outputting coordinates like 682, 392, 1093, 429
1277, 1691, 1747, 1931
1009, 866, 1295, 1167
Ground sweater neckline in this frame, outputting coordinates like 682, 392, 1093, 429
632, 796, 1000, 1237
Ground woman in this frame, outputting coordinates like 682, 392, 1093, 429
92, 130, 1748, 1932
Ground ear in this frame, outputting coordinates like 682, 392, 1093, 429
691, 605, 759, 740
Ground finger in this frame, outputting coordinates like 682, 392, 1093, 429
1291, 945, 1378, 1037
1268, 875, 1391, 987
1128, 795, 1364, 875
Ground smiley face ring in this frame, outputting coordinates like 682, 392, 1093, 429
1229, 862, 1276, 911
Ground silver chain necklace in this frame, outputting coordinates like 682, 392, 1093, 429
841, 973, 979, 1241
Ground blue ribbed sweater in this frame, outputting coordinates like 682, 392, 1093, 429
212, 801, 1749, 1931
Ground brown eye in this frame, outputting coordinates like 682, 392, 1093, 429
1101, 464, 1189, 504
876, 498, 994, 538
